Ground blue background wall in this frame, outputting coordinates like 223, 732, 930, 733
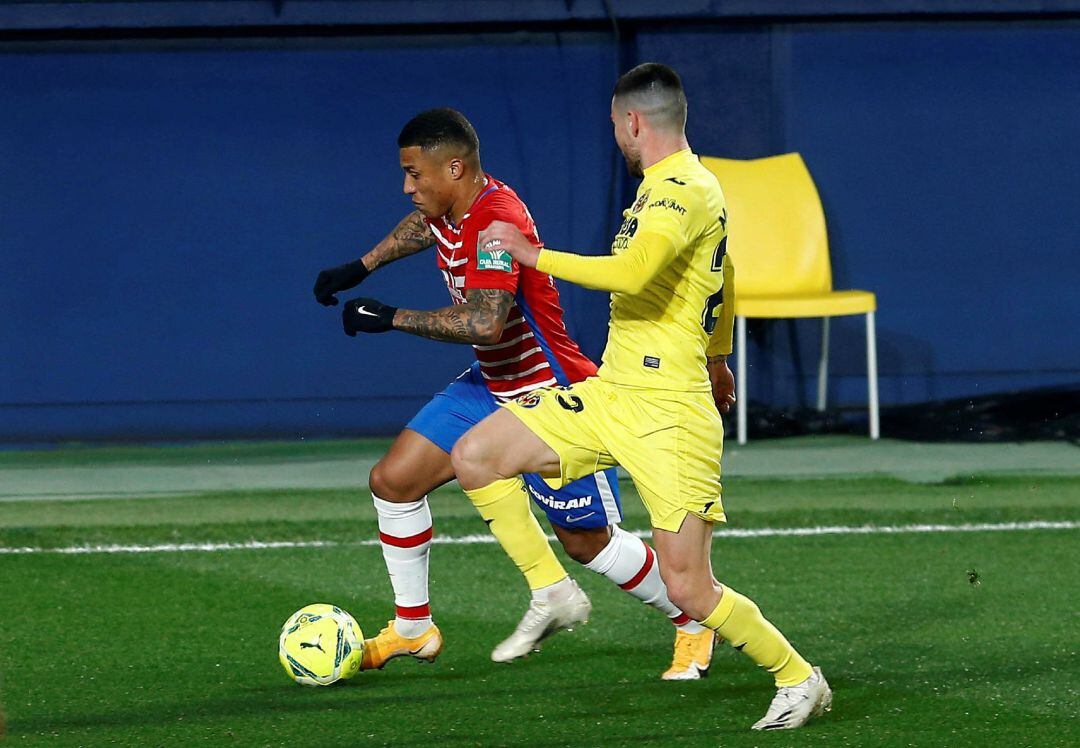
0, 35, 619, 440
640, 20, 1080, 410
2, 6, 1078, 441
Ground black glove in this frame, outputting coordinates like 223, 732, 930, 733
342, 297, 397, 336
313, 258, 370, 306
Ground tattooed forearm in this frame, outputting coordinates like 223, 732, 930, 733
362, 211, 434, 271
394, 307, 473, 343
393, 289, 514, 345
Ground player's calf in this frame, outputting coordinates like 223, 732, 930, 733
580, 525, 717, 679
551, 523, 610, 564
373, 494, 434, 636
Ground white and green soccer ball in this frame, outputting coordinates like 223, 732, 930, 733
278, 604, 364, 686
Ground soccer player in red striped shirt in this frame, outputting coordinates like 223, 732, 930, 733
314, 108, 716, 678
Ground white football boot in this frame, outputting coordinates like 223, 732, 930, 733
751, 666, 832, 730
491, 578, 591, 662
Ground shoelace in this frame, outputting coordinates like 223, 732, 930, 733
515, 601, 550, 635
769, 684, 810, 711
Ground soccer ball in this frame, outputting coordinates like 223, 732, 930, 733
278, 604, 365, 686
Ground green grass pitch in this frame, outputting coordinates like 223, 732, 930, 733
0, 438, 1077, 746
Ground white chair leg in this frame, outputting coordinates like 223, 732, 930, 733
737, 315, 747, 445
817, 317, 830, 411
866, 311, 880, 439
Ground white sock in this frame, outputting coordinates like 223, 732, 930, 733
373, 493, 433, 638
585, 526, 705, 633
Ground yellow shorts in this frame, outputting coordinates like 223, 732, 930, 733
502, 377, 725, 532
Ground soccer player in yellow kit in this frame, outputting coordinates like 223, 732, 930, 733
454, 63, 831, 730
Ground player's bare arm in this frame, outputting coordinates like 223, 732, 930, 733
340, 288, 513, 341
314, 211, 434, 306
362, 210, 435, 271
707, 355, 736, 415
393, 288, 514, 344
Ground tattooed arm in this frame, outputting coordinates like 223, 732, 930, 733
314, 211, 435, 306
393, 288, 514, 345
361, 210, 435, 271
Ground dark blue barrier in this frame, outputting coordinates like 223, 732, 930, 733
4, 1, 1079, 31
2, 20, 1078, 441
777, 22, 1080, 406
641, 21, 1080, 409
0, 34, 618, 440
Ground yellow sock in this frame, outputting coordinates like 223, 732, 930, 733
701, 586, 813, 687
465, 477, 567, 590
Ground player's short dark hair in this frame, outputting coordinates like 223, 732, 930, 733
397, 108, 480, 160
612, 62, 687, 130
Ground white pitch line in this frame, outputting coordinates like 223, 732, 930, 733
0, 539, 341, 555
0, 520, 1076, 556
710, 520, 1080, 537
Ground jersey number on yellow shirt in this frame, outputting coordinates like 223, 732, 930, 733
701, 235, 727, 334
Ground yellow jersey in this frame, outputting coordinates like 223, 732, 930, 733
537, 148, 733, 392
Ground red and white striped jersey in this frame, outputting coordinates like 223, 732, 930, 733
424, 176, 597, 400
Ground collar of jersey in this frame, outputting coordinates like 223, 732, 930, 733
643, 148, 695, 179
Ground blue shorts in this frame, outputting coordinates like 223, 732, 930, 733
406, 363, 622, 530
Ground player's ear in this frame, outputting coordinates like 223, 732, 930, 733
448, 157, 465, 181
626, 110, 642, 139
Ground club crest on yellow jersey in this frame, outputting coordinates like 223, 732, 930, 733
631, 189, 651, 214
515, 391, 543, 408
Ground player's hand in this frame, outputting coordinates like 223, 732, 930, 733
314, 258, 371, 306
477, 221, 540, 269
708, 356, 736, 415
341, 297, 397, 336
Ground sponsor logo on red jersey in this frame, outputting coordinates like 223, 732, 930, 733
425, 176, 596, 399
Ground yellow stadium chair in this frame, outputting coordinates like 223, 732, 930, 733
700, 153, 879, 444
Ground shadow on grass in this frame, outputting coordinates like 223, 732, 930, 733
12, 665, 786, 739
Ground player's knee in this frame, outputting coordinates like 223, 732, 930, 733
449, 434, 486, 488
369, 460, 418, 503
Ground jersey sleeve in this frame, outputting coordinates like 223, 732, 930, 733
706, 251, 736, 357
463, 201, 530, 294
537, 232, 679, 294
536, 181, 694, 293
